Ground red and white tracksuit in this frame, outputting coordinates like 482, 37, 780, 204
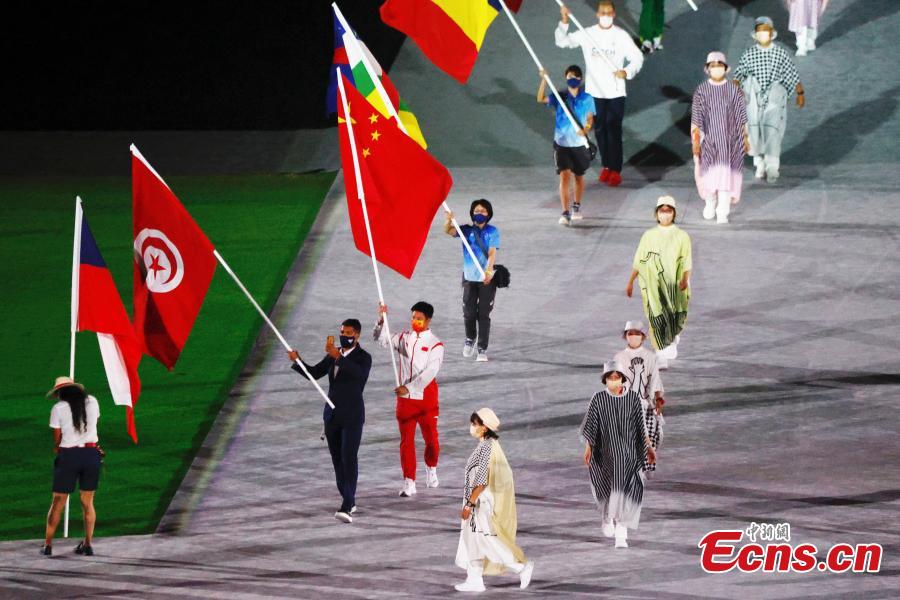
376, 324, 444, 480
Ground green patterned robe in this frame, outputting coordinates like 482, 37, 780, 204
632, 225, 692, 350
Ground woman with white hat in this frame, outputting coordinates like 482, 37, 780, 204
626, 197, 692, 366
42, 376, 102, 557
691, 51, 749, 224
454, 408, 534, 593
732, 16, 805, 182
613, 321, 665, 475
580, 362, 656, 548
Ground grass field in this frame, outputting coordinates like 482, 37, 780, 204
0, 171, 334, 541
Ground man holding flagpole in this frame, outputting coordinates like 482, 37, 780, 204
287, 319, 371, 524
375, 302, 444, 498
555, 1, 643, 187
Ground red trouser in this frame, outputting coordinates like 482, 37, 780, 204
396, 381, 439, 480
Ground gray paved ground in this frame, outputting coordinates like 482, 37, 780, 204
2, 0, 899, 598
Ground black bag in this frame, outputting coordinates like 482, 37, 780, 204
471, 227, 510, 288
565, 95, 597, 161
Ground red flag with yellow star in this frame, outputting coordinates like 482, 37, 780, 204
337, 74, 452, 279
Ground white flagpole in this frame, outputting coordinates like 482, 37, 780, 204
332, 2, 486, 280
213, 250, 335, 409
499, 0, 591, 152
65, 197, 84, 538
336, 71, 401, 387
685, 0, 699, 11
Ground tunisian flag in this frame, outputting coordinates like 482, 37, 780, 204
131, 145, 216, 369
337, 74, 452, 278
76, 200, 142, 443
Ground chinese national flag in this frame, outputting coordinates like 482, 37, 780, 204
131, 145, 216, 369
337, 74, 452, 279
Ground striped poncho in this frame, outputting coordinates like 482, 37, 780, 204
580, 389, 649, 528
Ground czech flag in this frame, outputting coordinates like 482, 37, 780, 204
75, 199, 142, 442
380, 0, 523, 84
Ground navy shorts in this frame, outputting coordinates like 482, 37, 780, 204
554, 143, 591, 176
52, 448, 101, 493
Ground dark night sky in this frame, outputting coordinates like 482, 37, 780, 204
3, 1, 404, 130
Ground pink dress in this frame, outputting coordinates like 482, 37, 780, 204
691, 79, 748, 202
788, 0, 826, 32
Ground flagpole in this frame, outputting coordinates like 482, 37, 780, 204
212, 250, 335, 409
499, 0, 592, 153
685, 0, 699, 11
336, 71, 402, 387
65, 197, 84, 538
332, 2, 486, 280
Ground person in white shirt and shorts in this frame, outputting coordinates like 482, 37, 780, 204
42, 376, 102, 557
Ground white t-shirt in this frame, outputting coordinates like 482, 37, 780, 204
555, 22, 644, 99
49, 395, 100, 447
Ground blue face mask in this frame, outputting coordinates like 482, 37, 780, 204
472, 213, 488, 224
339, 335, 356, 349
567, 77, 581, 89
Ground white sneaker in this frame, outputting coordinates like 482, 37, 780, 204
350, 505, 357, 514
702, 199, 715, 220
652, 36, 663, 51
601, 520, 615, 538
425, 466, 439, 488
519, 561, 535, 589
334, 511, 352, 523
615, 524, 628, 548
807, 29, 817, 51
399, 478, 417, 497
571, 204, 583, 220
476, 349, 488, 362
755, 162, 766, 179
463, 339, 475, 358
454, 580, 486, 593
558, 213, 571, 226
766, 167, 779, 183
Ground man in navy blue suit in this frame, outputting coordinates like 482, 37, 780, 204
289, 318, 371, 523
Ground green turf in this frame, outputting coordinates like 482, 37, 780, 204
0, 172, 334, 541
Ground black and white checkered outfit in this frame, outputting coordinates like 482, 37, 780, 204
643, 405, 662, 473
732, 44, 800, 107
463, 439, 492, 503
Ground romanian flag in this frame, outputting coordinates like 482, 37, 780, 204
380, 0, 523, 84
328, 8, 427, 148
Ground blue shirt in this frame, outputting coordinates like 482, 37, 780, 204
547, 90, 594, 148
459, 224, 500, 282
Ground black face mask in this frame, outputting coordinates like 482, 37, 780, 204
339, 335, 356, 349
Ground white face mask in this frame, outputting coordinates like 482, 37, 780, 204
756, 31, 772, 44
626, 334, 644, 348
470, 424, 481, 438
709, 66, 726, 80
598, 15, 614, 28
606, 377, 623, 392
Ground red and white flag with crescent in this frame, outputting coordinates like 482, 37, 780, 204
131, 145, 216, 370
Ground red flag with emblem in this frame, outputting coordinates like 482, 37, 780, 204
337, 74, 452, 279
131, 145, 216, 369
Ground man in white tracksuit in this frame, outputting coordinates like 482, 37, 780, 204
375, 301, 445, 498
555, 0, 643, 188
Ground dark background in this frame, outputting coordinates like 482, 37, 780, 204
3, 1, 404, 130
